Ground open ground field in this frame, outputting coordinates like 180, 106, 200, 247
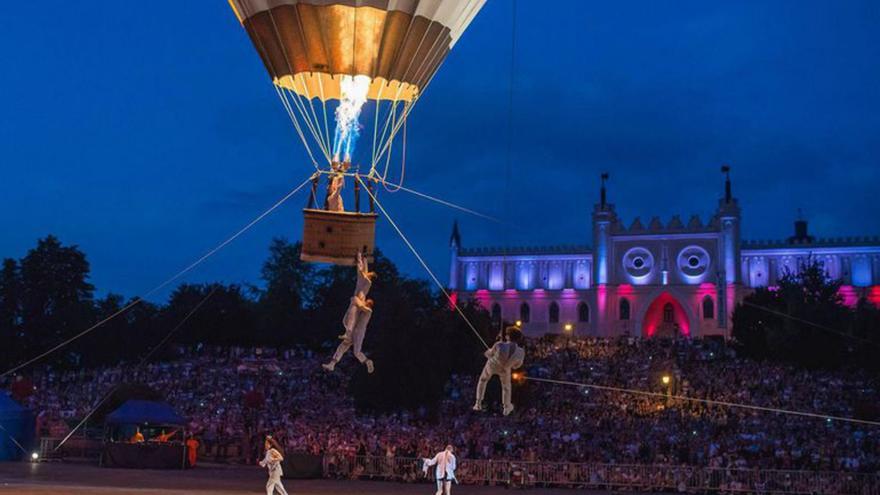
0, 462, 631, 494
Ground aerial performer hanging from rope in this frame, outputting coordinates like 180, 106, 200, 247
228, 0, 487, 266
473, 325, 525, 416
323, 252, 377, 373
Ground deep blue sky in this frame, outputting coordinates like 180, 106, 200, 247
2, 1, 878, 301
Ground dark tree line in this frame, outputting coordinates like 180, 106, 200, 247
1, 235, 494, 412
732, 259, 880, 370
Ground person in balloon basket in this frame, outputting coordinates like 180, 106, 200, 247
260, 435, 288, 495
323, 253, 376, 373
326, 161, 350, 212
423, 444, 457, 495
473, 326, 525, 416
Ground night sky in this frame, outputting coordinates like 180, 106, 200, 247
2, 1, 878, 301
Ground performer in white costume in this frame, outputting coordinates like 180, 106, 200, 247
325, 162, 349, 212
423, 444, 457, 495
259, 436, 288, 495
324, 252, 376, 373
338, 252, 375, 340
473, 326, 525, 416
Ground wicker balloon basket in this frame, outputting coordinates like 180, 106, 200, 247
300, 208, 377, 266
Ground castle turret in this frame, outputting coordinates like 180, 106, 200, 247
592, 173, 616, 286
448, 220, 461, 289
714, 165, 740, 331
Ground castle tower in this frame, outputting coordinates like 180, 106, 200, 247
592, 173, 617, 286
448, 220, 461, 289
714, 165, 741, 330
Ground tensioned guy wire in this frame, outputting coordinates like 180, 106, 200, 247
0, 176, 313, 379
357, 175, 490, 350
526, 376, 880, 427
54, 287, 219, 452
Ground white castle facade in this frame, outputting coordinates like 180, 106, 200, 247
448, 172, 880, 338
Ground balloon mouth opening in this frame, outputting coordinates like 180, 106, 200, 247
273, 73, 419, 103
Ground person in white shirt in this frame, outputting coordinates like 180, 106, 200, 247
423, 444, 457, 495
259, 436, 287, 495
473, 326, 525, 416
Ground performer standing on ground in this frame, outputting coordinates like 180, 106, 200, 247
324, 252, 376, 373
260, 436, 288, 495
185, 434, 199, 468
473, 326, 525, 416
423, 444, 457, 495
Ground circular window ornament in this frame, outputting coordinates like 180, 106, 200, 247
622, 247, 654, 281
678, 245, 710, 281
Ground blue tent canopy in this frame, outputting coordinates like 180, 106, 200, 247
0, 392, 34, 461
105, 400, 185, 426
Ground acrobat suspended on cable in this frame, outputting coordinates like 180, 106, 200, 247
323, 252, 377, 373
473, 325, 525, 416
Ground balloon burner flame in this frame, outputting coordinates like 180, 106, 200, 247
333, 75, 371, 163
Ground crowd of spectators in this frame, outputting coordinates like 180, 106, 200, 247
5, 337, 879, 474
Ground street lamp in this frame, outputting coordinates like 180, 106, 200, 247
564, 323, 573, 332
515, 320, 522, 327
661, 374, 672, 406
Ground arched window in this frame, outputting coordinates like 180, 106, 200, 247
663, 302, 674, 323
619, 298, 630, 321
702, 296, 714, 319
491, 303, 502, 323
578, 302, 590, 323
548, 302, 560, 323
520, 302, 531, 323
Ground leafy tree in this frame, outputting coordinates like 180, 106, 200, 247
18, 236, 95, 365
732, 259, 861, 369
162, 283, 259, 347
0, 258, 22, 363
258, 239, 315, 345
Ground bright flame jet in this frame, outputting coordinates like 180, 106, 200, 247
332, 75, 372, 163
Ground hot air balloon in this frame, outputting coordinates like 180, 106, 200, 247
229, 0, 486, 265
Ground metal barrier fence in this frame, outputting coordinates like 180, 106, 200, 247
325, 455, 880, 494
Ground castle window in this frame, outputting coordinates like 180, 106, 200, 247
619, 298, 630, 321
578, 302, 590, 323
491, 303, 502, 324
549, 302, 559, 323
702, 296, 714, 319
520, 302, 531, 323
663, 303, 674, 323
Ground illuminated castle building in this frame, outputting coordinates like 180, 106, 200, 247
448, 171, 880, 338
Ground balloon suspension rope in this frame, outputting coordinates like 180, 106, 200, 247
54, 287, 219, 452
357, 175, 490, 350
0, 174, 314, 379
